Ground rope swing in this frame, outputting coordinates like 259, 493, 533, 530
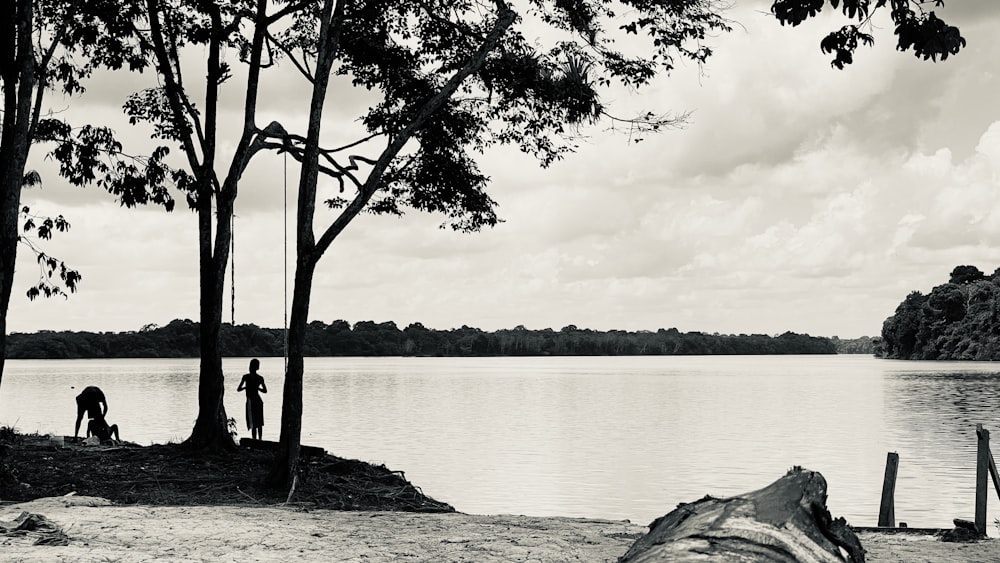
283, 150, 289, 373
227, 151, 290, 370
230, 213, 236, 326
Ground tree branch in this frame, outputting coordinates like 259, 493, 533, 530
264, 31, 314, 83
219, 0, 270, 203
146, 0, 203, 174
266, 0, 314, 26
314, 1, 516, 256
162, 4, 207, 149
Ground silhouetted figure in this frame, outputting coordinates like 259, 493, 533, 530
87, 413, 120, 443
237, 358, 267, 440
74, 385, 108, 440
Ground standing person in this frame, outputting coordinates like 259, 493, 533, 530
73, 385, 108, 441
237, 358, 267, 440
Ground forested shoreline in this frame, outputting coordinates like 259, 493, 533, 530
878, 265, 1000, 360
5, 318, 858, 359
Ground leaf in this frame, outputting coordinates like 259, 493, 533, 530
771, 0, 826, 27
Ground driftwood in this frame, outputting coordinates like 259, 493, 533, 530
619, 467, 865, 563
238, 438, 326, 458
0, 512, 70, 546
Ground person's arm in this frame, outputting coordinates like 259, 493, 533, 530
74, 399, 84, 439
97, 389, 108, 416
237, 375, 247, 391
260, 378, 267, 394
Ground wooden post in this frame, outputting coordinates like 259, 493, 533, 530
878, 452, 899, 527
976, 425, 990, 537
988, 442, 1000, 503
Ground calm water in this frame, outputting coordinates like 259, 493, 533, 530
2, 355, 1000, 530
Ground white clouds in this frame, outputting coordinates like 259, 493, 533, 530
975, 122, 1000, 168
7, 202, 200, 333
10, 2, 1000, 339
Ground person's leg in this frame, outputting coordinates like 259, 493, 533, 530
109, 424, 120, 441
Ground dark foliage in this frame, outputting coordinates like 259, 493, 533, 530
6, 318, 837, 358
0, 432, 453, 512
877, 265, 1000, 360
829, 335, 877, 354
770, 0, 964, 69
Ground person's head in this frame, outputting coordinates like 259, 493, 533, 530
250, 358, 260, 372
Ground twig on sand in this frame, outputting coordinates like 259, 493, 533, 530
236, 487, 262, 505
284, 474, 299, 505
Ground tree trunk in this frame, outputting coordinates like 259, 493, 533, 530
0, 156, 23, 392
0, 0, 35, 394
268, 254, 316, 487
266, 0, 340, 489
619, 468, 865, 563
183, 194, 235, 451
0, 167, 23, 394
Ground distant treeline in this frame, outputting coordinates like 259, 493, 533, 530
878, 265, 1000, 360
6, 319, 845, 358
830, 336, 877, 355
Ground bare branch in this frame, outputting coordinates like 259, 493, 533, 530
257, 140, 346, 180
146, 0, 203, 173
264, 31, 314, 83
266, 0, 314, 26
327, 132, 382, 154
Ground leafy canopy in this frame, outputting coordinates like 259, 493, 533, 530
251, 0, 733, 234
9, 0, 182, 212
770, 0, 965, 69
3, 0, 184, 304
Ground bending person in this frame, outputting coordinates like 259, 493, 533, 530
237, 358, 267, 440
74, 385, 108, 440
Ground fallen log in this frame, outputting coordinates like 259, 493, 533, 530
238, 438, 326, 458
619, 467, 865, 563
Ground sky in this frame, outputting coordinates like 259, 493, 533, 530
10, 0, 1000, 339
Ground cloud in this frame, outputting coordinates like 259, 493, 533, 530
12, 1, 1000, 339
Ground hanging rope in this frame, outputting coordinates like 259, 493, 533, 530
283, 150, 289, 374
231, 212, 236, 326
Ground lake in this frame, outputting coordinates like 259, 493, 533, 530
1, 354, 999, 531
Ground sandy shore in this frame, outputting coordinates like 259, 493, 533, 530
2, 496, 1000, 562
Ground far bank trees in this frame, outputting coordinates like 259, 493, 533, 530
879, 265, 1000, 360
5, 319, 840, 358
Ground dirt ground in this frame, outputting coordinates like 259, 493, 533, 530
3, 433, 1000, 562
0, 432, 452, 512
2, 497, 1000, 562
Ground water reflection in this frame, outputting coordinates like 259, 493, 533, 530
881, 365, 1000, 530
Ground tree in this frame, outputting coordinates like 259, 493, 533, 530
770, 0, 965, 68
261, 0, 732, 487
130, 0, 292, 451
949, 265, 985, 285
1, 0, 172, 391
